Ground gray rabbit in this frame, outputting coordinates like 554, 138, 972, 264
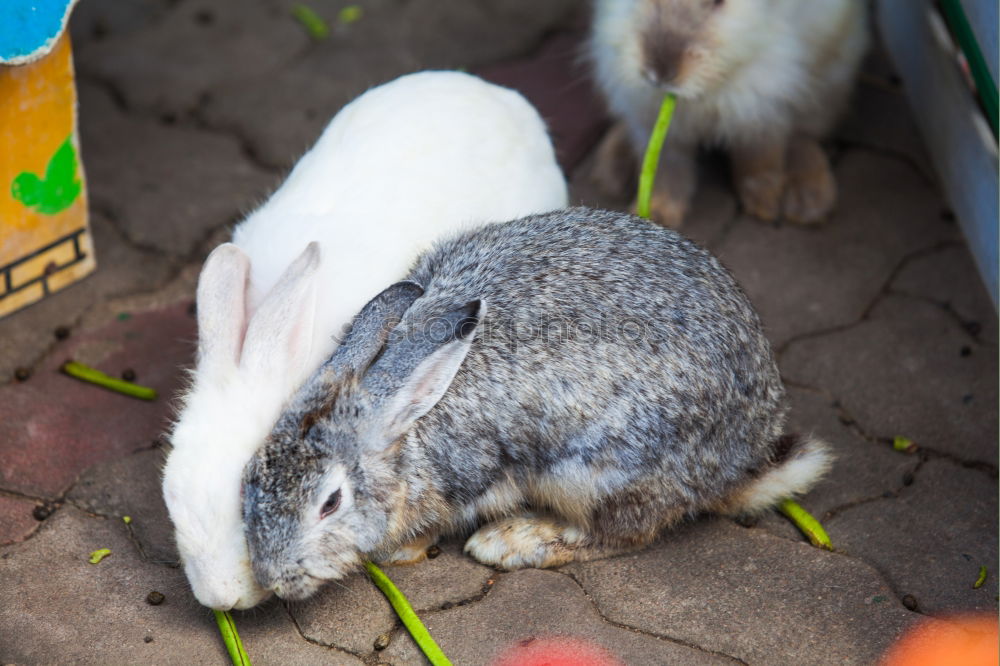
242, 207, 830, 600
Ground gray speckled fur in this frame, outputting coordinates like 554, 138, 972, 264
243, 207, 811, 598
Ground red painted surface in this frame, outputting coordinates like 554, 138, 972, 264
0, 301, 195, 543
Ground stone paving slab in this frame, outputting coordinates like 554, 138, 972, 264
565, 520, 922, 666
381, 568, 731, 665
0, 302, 194, 543
77, 80, 277, 256
289, 540, 495, 657
891, 243, 998, 345
195, 0, 582, 170
825, 459, 998, 616
0, 506, 356, 665
67, 448, 177, 565
780, 294, 998, 465
715, 150, 962, 349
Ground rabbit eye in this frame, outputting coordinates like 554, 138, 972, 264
320, 489, 342, 519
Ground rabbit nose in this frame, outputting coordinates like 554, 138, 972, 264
642, 33, 689, 86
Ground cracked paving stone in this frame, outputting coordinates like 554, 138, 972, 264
78, 81, 277, 256
69, 0, 176, 50
752, 386, 919, 543
0, 506, 352, 664
836, 45, 935, 183
381, 567, 728, 665
891, 243, 998, 344
200, 0, 580, 169
290, 539, 493, 655
73, 0, 310, 117
0, 302, 195, 501
566, 519, 920, 666
67, 448, 177, 565
780, 294, 998, 465
827, 459, 998, 615
0, 210, 174, 382
715, 150, 960, 348
0, 495, 42, 547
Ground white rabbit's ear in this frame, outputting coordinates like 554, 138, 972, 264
195, 243, 251, 373
364, 299, 485, 444
240, 242, 321, 383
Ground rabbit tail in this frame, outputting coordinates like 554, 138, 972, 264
717, 434, 833, 517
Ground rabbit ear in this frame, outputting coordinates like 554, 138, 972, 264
240, 242, 321, 383
325, 281, 425, 376
195, 243, 250, 373
364, 299, 485, 444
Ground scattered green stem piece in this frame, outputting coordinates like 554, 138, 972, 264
338, 5, 363, 24
61, 360, 157, 400
892, 435, 917, 454
365, 562, 451, 666
88, 548, 111, 564
974, 565, 988, 589
636, 93, 677, 219
214, 610, 251, 666
777, 499, 833, 550
291, 4, 329, 40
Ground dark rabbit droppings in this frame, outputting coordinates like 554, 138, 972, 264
901, 594, 919, 611
373, 633, 391, 651
145, 590, 165, 605
13, 367, 31, 382
426, 544, 441, 559
960, 346, 972, 357
144, 636, 154, 644
54, 326, 70, 340
901, 471, 914, 486
121, 368, 137, 382
32, 504, 54, 521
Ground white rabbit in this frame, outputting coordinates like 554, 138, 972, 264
588, 0, 869, 226
162, 70, 568, 610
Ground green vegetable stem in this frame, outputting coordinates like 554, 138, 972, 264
365, 561, 452, 665
636, 94, 677, 220
778, 499, 833, 550
61, 361, 157, 401
214, 610, 251, 666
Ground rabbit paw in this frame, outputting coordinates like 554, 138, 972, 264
378, 533, 436, 565
736, 170, 785, 222
591, 122, 636, 198
783, 137, 836, 224
464, 515, 585, 570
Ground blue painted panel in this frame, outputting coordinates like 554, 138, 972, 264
878, 0, 999, 307
0, 0, 78, 65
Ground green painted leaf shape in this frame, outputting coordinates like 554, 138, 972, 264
11, 135, 81, 215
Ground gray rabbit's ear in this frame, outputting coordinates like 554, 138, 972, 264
326, 281, 425, 376
195, 243, 250, 373
364, 299, 486, 443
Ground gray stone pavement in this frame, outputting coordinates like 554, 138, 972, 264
1, 1, 997, 664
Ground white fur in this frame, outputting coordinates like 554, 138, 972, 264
724, 435, 833, 515
163, 71, 567, 610
589, 0, 870, 149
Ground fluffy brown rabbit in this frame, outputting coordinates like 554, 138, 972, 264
589, 0, 869, 226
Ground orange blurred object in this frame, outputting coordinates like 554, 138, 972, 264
882, 614, 999, 666
492, 636, 625, 666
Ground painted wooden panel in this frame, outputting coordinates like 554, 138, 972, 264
0, 33, 95, 319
